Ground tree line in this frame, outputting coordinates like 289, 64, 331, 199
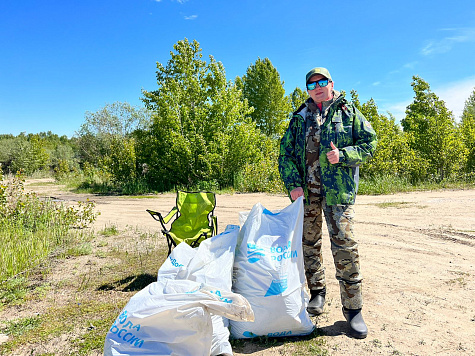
1, 38, 474, 194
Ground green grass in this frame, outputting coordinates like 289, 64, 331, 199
359, 174, 475, 195
2, 315, 42, 337
0, 174, 98, 282
99, 225, 119, 236
66, 242, 93, 256
0, 277, 29, 307
0, 228, 167, 355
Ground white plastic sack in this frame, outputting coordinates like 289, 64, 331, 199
157, 224, 239, 289
157, 225, 240, 355
104, 225, 251, 356
103, 279, 254, 356
230, 197, 314, 338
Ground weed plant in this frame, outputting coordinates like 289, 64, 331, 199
359, 174, 475, 195
0, 171, 99, 282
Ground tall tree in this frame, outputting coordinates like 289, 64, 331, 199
402, 76, 466, 180
351, 91, 428, 181
76, 102, 150, 183
238, 58, 291, 138
288, 87, 308, 113
9, 135, 49, 175
141, 38, 257, 190
460, 88, 475, 173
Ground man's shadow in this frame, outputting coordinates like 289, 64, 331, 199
316, 320, 349, 337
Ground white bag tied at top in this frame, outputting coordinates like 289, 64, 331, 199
230, 197, 314, 338
104, 225, 254, 356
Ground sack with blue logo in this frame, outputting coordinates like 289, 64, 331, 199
103, 279, 254, 356
230, 197, 314, 338
104, 225, 254, 356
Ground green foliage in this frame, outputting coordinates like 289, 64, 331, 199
402, 76, 467, 181
359, 173, 475, 195
0, 132, 78, 177
101, 136, 137, 184
238, 57, 291, 138
50, 143, 79, 174
1, 316, 42, 337
99, 224, 119, 236
359, 174, 413, 195
3, 44, 475, 196
0, 277, 28, 306
289, 87, 309, 113
234, 139, 285, 193
460, 88, 475, 172
0, 171, 99, 281
351, 91, 428, 182
10, 135, 50, 175
141, 38, 257, 191
76, 101, 150, 187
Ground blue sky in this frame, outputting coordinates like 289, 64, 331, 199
1, 0, 475, 137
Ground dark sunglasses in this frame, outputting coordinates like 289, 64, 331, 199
306, 79, 331, 90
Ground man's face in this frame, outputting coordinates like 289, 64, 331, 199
307, 74, 334, 103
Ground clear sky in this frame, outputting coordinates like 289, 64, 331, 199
1, 0, 475, 137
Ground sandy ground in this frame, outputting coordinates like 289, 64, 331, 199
14, 180, 475, 355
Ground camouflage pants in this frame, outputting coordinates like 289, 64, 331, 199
303, 195, 363, 309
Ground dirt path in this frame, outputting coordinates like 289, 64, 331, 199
20, 180, 475, 355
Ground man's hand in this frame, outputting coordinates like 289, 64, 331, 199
290, 187, 304, 200
326, 141, 340, 164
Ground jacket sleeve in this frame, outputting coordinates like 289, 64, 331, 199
339, 106, 378, 167
278, 116, 304, 193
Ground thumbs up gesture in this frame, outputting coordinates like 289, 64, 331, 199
326, 141, 340, 164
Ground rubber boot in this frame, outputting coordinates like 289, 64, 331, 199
342, 307, 368, 339
307, 288, 326, 316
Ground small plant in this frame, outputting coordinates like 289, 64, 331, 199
100, 225, 119, 236
1, 315, 42, 337
0, 277, 29, 307
67, 242, 93, 257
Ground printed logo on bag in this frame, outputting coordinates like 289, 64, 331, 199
246, 243, 266, 263
169, 257, 184, 267
246, 241, 298, 264
270, 241, 297, 262
243, 331, 258, 338
210, 289, 233, 304
265, 276, 288, 297
268, 330, 292, 337
109, 310, 144, 348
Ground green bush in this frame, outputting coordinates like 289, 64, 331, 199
0, 171, 99, 282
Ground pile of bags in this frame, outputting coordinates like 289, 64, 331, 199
103, 197, 314, 356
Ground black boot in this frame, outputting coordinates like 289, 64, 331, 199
342, 307, 368, 339
307, 288, 326, 316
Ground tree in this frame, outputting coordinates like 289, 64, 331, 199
76, 102, 150, 184
351, 91, 428, 181
141, 38, 257, 190
238, 58, 291, 138
8, 135, 50, 175
460, 88, 475, 174
288, 87, 308, 113
402, 76, 466, 180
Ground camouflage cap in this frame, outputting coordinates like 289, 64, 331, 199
306, 67, 332, 83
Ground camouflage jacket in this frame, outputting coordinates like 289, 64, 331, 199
278, 94, 377, 205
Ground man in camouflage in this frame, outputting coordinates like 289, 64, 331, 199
278, 67, 377, 339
